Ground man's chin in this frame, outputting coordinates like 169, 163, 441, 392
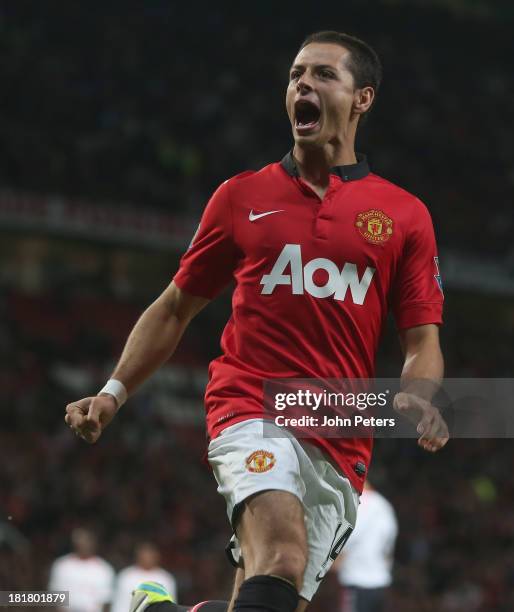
292, 132, 324, 148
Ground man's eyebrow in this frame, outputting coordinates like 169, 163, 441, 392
289, 63, 339, 72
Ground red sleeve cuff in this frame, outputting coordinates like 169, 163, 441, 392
173, 270, 222, 300
394, 302, 443, 331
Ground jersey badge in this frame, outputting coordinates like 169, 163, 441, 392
355, 209, 393, 245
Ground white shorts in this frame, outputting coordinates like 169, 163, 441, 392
207, 418, 360, 601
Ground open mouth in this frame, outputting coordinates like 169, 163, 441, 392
294, 99, 321, 134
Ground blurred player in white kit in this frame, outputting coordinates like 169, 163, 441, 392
48, 527, 115, 612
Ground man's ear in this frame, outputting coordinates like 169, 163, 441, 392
353, 86, 375, 117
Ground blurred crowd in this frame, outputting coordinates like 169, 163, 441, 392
0, 285, 231, 604
1, 1, 513, 256
1, 1, 513, 610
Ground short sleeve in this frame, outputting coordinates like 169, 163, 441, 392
173, 180, 238, 299
392, 199, 444, 330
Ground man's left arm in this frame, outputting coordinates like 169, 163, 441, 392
391, 198, 447, 452
394, 323, 448, 452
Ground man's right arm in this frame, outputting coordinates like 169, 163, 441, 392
109, 280, 209, 394
65, 281, 209, 443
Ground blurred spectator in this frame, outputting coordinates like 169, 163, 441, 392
111, 542, 177, 612
48, 528, 115, 612
335, 481, 398, 612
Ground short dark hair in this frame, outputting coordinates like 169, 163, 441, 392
299, 30, 382, 120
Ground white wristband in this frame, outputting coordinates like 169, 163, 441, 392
99, 379, 128, 409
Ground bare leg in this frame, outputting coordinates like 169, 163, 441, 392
225, 490, 308, 611
236, 490, 307, 588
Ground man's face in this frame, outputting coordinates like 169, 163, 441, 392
71, 528, 96, 558
286, 43, 358, 147
136, 544, 159, 570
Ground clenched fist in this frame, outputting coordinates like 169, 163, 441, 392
393, 391, 449, 452
65, 394, 118, 443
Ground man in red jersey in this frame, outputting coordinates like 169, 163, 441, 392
66, 31, 448, 612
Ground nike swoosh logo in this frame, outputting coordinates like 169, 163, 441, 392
249, 209, 284, 222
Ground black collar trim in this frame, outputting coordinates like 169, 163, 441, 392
280, 151, 370, 182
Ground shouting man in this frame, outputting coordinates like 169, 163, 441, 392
66, 31, 448, 612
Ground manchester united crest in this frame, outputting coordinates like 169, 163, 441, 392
355, 209, 393, 244
245, 450, 276, 473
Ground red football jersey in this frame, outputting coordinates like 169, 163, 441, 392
173, 153, 443, 493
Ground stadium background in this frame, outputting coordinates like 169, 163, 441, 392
1, 0, 513, 610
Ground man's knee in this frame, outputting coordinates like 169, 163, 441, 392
268, 544, 308, 583
255, 542, 308, 589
